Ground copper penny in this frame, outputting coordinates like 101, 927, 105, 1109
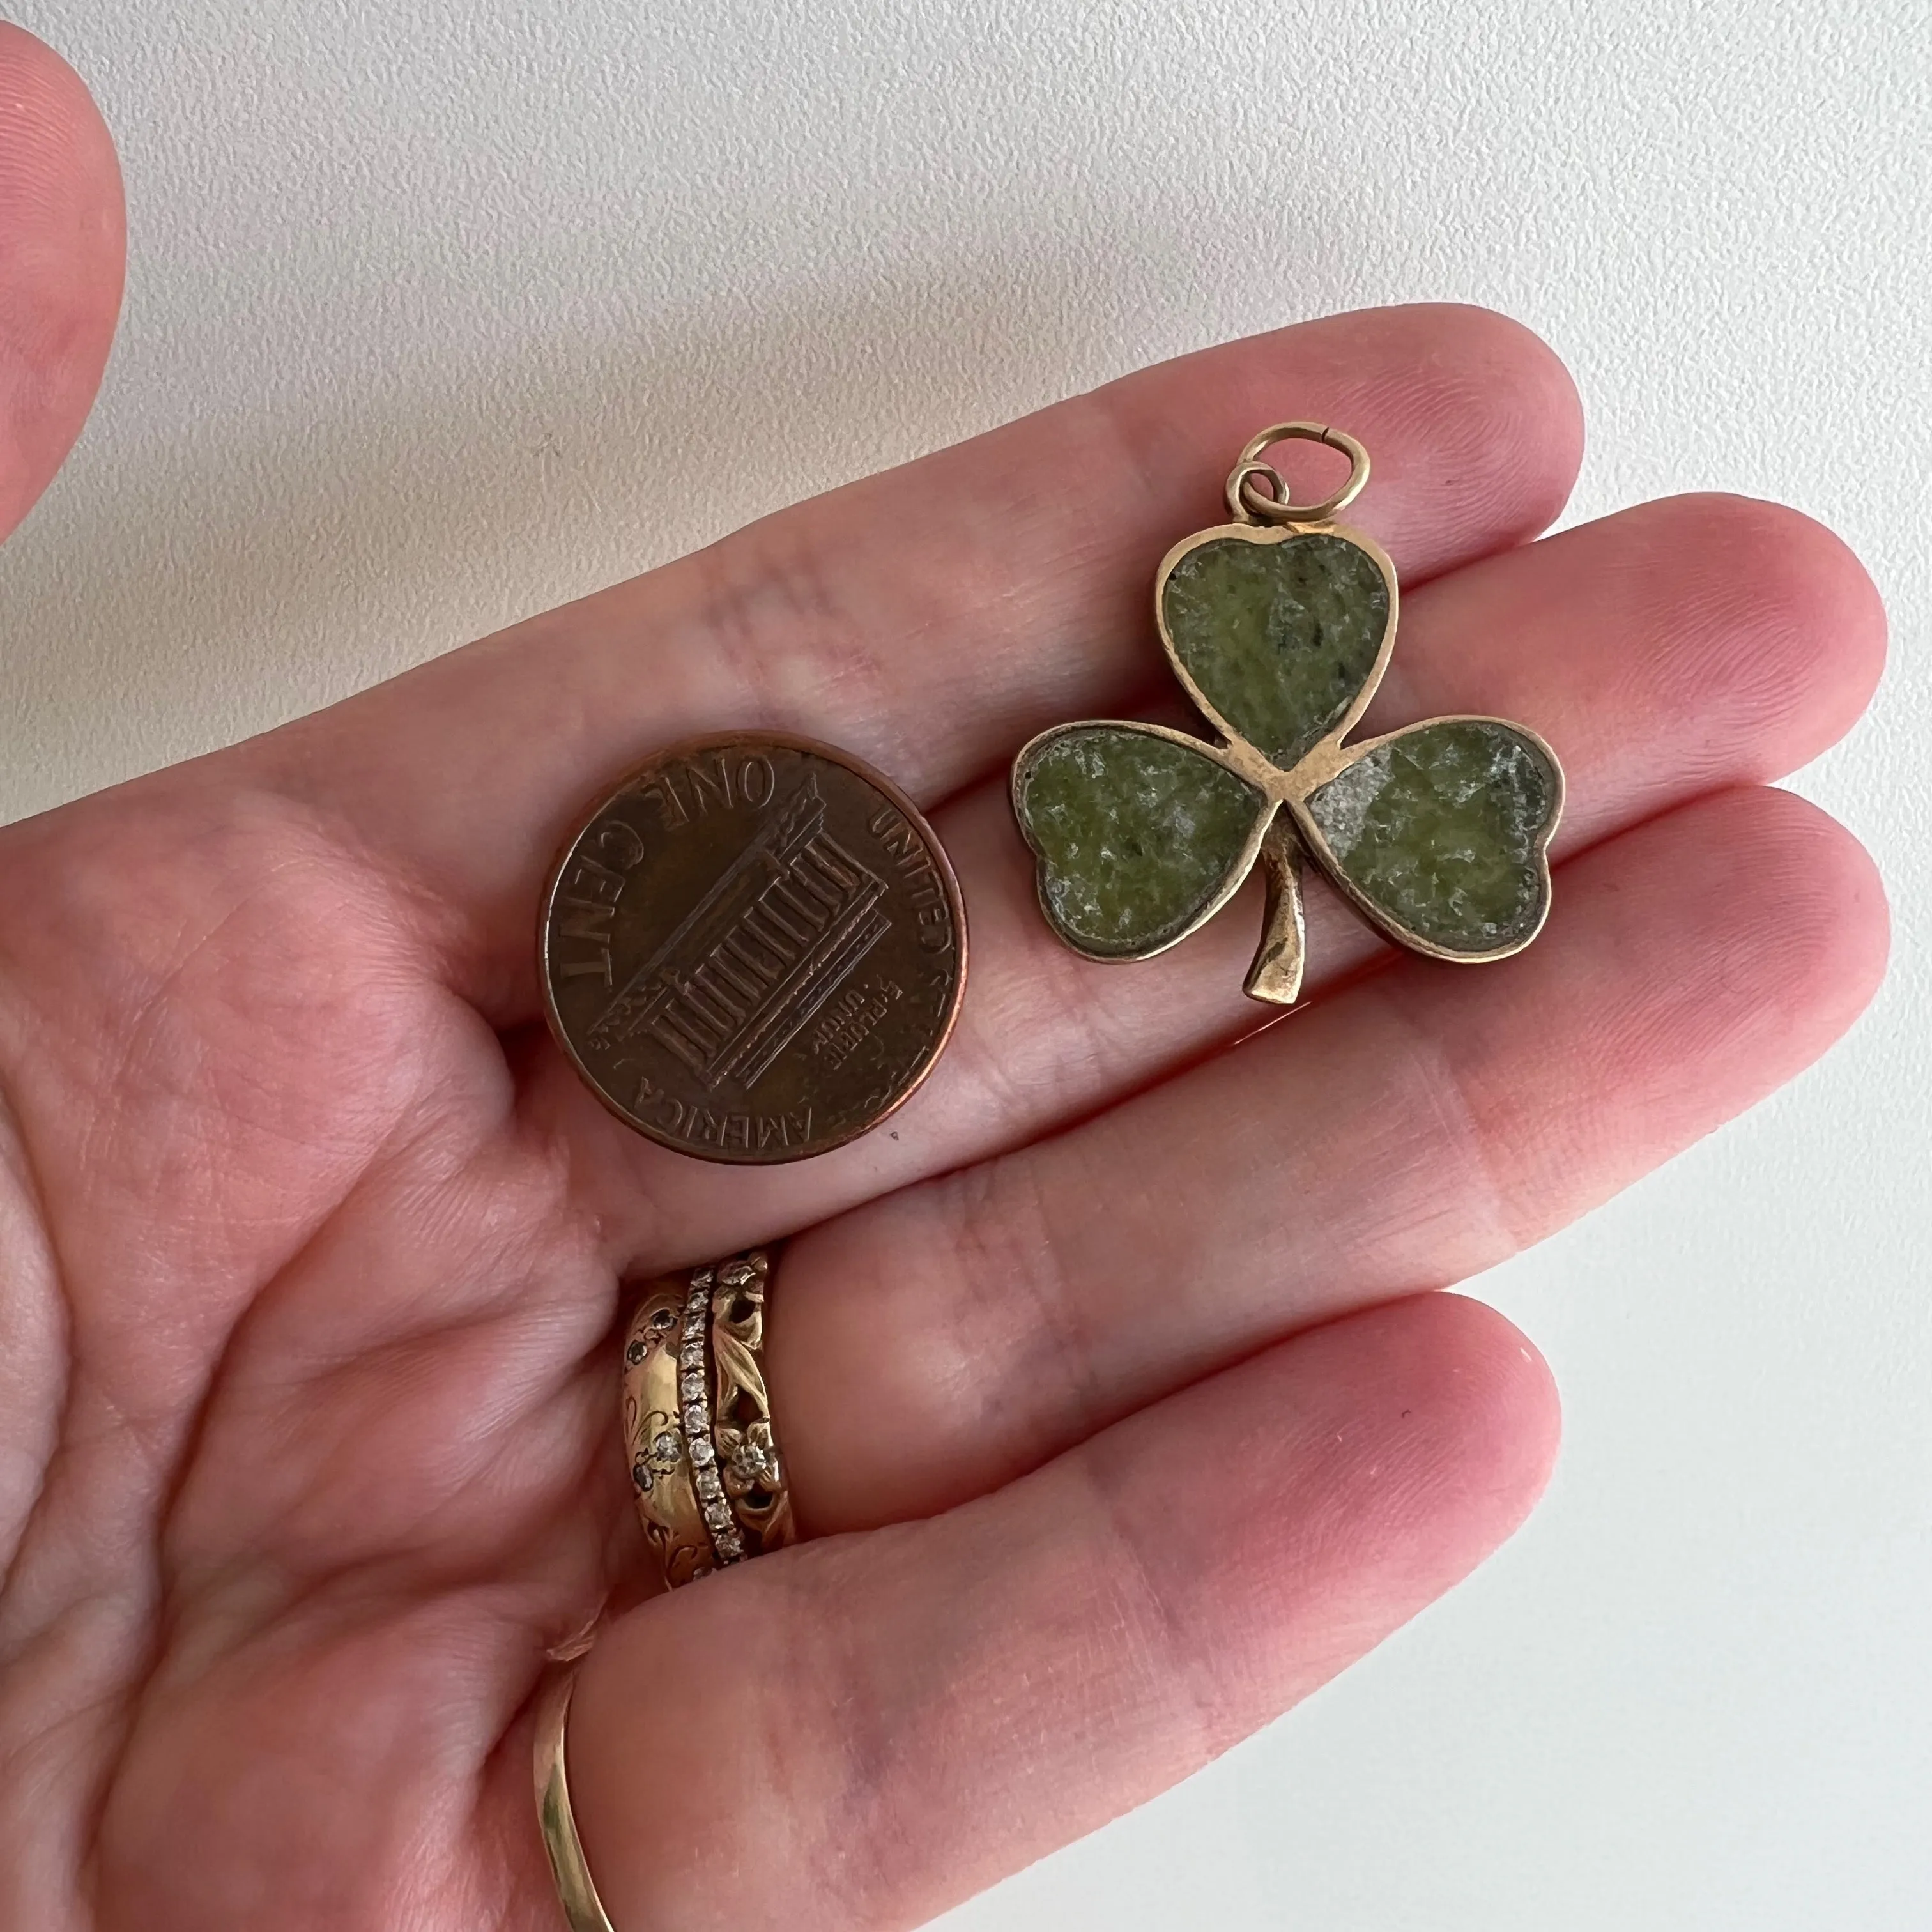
540, 732, 967, 1163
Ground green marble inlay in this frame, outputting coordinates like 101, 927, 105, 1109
1305, 720, 1557, 953
1016, 726, 1264, 956
1162, 532, 1388, 769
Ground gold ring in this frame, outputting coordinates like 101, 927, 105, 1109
533, 1669, 615, 1932
622, 1249, 794, 1586
706, 1250, 797, 1558
621, 1278, 716, 1586
547, 1249, 794, 1925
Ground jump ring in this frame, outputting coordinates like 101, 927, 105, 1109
1225, 421, 1370, 525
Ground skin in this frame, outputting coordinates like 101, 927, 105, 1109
0, 24, 1889, 1931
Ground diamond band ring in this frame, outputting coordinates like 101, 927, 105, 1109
537, 1249, 799, 1929
622, 1249, 795, 1587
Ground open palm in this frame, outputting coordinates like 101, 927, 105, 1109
0, 30, 1888, 1932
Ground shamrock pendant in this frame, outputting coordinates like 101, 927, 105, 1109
1011, 423, 1564, 1005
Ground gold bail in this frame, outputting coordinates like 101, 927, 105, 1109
1225, 422, 1370, 526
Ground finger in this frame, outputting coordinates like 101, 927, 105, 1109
0, 26, 124, 542
770, 784, 1885, 1530
533, 491, 1883, 1268
557, 1293, 1558, 1932
1360, 490, 1885, 850
242, 302, 1581, 1000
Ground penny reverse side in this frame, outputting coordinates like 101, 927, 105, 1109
541, 733, 967, 1164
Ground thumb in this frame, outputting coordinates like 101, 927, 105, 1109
0, 24, 123, 545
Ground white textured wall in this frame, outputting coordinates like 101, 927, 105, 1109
6, 2, 1929, 1926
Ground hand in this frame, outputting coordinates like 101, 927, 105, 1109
0, 27, 1887, 1931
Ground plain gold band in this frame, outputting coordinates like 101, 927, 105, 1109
533, 1669, 616, 1932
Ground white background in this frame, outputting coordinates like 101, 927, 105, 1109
5, 2, 1928, 1926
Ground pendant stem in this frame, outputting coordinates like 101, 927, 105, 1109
1244, 816, 1307, 1006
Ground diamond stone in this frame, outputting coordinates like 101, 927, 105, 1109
680, 1342, 704, 1370
715, 1529, 744, 1561
689, 1436, 716, 1467
682, 1402, 706, 1435
703, 1499, 733, 1531
696, 1468, 723, 1500
679, 1372, 704, 1402
651, 1430, 679, 1462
